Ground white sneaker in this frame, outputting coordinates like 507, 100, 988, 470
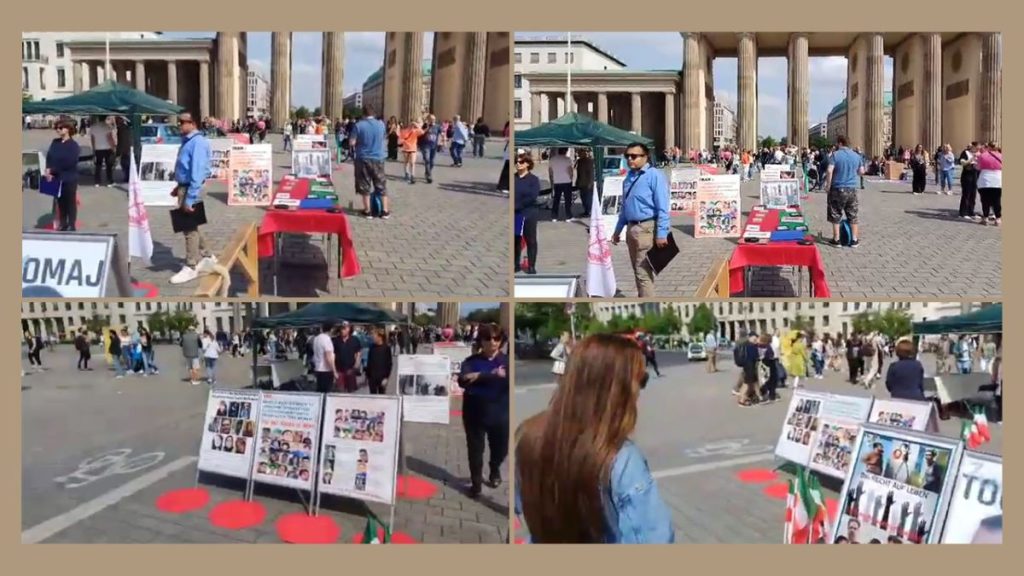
170, 266, 198, 284
115, 375, 124, 379
191, 380, 200, 386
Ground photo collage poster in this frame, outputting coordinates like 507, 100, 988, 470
775, 390, 828, 465
759, 179, 801, 210
318, 394, 402, 506
832, 425, 959, 545
138, 144, 179, 206
228, 144, 273, 206
939, 451, 1002, 543
807, 395, 875, 479
600, 176, 625, 234
694, 175, 741, 238
208, 138, 234, 181
868, 398, 940, 433
292, 135, 331, 179
397, 354, 452, 424
669, 167, 700, 215
251, 392, 323, 491
431, 342, 473, 396
197, 388, 261, 479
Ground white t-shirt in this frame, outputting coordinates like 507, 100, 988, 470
202, 336, 220, 359
549, 154, 573, 184
978, 167, 1002, 189
91, 122, 114, 151
312, 333, 334, 373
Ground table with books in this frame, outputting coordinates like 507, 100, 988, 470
728, 206, 831, 298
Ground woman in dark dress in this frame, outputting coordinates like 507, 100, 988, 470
44, 119, 82, 231
387, 116, 400, 161
514, 154, 540, 275
364, 329, 393, 395
909, 144, 928, 195
458, 323, 509, 497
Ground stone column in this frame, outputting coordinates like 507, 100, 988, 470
788, 33, 809, 148
199, 60, 211, 119
737, 33, 758, 152
167, 61, 178, 103
73, 61, 84, 93
546, 93, 558, 122
134, 61, 146, 92
321, 32, 345, 120
400, 32, 424, 121
271, 32, 291, 129
463, 32, 487, 121
530, 92, 541, 126
215, 32, 237, 121
682, 32, 702, 152
631, 92, 642, 134
921, 33, 942, 154
864, 33, 885, 158
664, 92, 676, 148
980, 32, 1002, 144
499, 303, 512, 333
436, 303, 459, 328
597, 91, 609, 123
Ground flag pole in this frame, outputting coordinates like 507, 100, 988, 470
566, 33, 572, 116
105, 33, 111, 80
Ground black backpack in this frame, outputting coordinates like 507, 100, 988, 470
734, 343, 748, 367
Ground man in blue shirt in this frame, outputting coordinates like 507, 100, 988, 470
825, 135, 865, 248
449, 115, 469, 167
170, 112, 213, 285
417, 113, 442, 183
349, 104, 390, 219
611, 143, 671, 296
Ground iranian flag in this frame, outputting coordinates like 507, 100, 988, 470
974, 408, 992, 443
127, 148, 154, 263
962, 409, 991, 449
784, 467, 830, 544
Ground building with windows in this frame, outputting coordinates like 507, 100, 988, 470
20, 301, 255, 340
592, 301, 979, 342
246, 69, 269, 118
809, 121, 828, 140
343, 91, 362, 112
827, 92, 893, 147
513, 35, 627, 131
21, 32, 159, 102
361, 59, 431, 118
713, 99, 737, 149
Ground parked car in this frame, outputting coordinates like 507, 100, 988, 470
687, 343, 708, 361
139, 123, 182, 145
601, 151, 628, 178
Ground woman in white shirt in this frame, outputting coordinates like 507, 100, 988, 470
548, 148, 575, 222
201, 330, 221, 385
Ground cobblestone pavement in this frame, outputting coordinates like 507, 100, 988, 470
528, 166, 1001, 298
512, 351, 1002, 543
22, 130, 131, 294
22, 345, 508, 544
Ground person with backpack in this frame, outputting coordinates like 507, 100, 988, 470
955, 336, 973, 374
859, 332, 881, 389
733, 331, 760, 405
25, 332, 44, 372
449, 115, 469, 167
201, 329, 221, 385
811, 334, 825, 380
846, 332, 864, 384
140, 327, 159, 375
75, 329, 92, 371
108, 329, 126, 379
756, 334, 780, 404
825, 135, 865, 248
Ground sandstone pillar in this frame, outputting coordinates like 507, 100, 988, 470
134, 61, 146, 92
788, 33, 809, 148
631, 92, 642, 134
865, 33, 885, 158
980, 32, 1002, 144
664, 92, 676, 149
271, 32, 291, 128
167, 61, 178, 103
682, 32, 703, 152
597, 91, 609, 123
921, 33, 942, 154
199, 60, 211, 119
737, 33, 758, 152
463, 32, 487, 121
215, 32, 237, 121
530, 92, 541, 126
321, 32, 345, 120
401, 32, 424, 121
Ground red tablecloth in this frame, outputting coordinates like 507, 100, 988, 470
729, 241, 831, 297
257, 210, 362, 279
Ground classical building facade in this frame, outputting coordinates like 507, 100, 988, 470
523, 32, 1001, 157
22, 32, 159, 102
713, 99, 737, 149
247, 70, 270, 118
20, 301, 250, 339
361, 60, 431, 119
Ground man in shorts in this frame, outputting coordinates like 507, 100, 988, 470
825, 135, 865, 248
349, 104, 389, 219
180, 325, 202, 386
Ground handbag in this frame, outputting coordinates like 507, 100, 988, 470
40, 177, 62, 198
552, 360, 566, 375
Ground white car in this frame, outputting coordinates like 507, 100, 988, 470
687, 343, 708, 361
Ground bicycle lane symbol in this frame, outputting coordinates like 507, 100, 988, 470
683, 439, 774, 459
53, 448, 166, 489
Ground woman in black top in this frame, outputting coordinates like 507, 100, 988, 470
108, 330, 125, 378
45, 120, 82, 231
575, 148, 595, 217
365, 329, 393, 395
958, 142, 980, 219
387, 116, 400, 161
24, 332, 43, 369
514, 154, 541, 275
885, 339, 926, 401
909, 145, 928, 195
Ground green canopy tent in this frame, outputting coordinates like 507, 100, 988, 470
252, 302, 407, 329
514, 112, 654, 193
22, 80, 184, 162
912, 304, 1002, 335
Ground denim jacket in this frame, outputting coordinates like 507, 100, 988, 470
515, 440, 675, 543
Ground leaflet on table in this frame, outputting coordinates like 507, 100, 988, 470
318, 394, 402, 506
939, 451, 1002, 543
397, 355, 452, 424
138, 144, 179, 206
831, 424, 960, 544
198, 388, 261, 479
251, 392, 323, 491
868, 398, 940, 433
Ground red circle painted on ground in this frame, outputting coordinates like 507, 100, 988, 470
132, 282, 159, 298
515, 538, 526, 544
155, 487, 210, 514
763, 482, 790, 500
209, 500, 267, 530
397, 475, 439, 500
825, 498, 839, 521
276, 513, 341, 544
736, 468, 779, 484
352, 528, 418, 544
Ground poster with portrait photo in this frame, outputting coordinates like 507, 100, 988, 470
228, 144, 273, 206
806, 394, 874, 479
759, 178, 801, 210
669, 167, 700, 215
432, 342, 473, 396
138, 144, 179, 206
774, 390, 829, 465
831, 424, 960, 545
397, 354, 452, 424
939, 451, 1002, 544
198, 388, 261, 480
318, 394, 401, 505
694, 175, 741, 238
600, 176, 625, 235
869, 398, 940, 433
208, 138, 234, 181
251, 391, 323, 491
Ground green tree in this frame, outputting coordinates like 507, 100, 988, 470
760, 136, 778, 149
294, 106, 311, 120
165, 311, 198, 335
687, 304, 717, 339
811, 135, 831, 150
779, 137, 789, 147
875, 308, 913, 342
414, 313, 436, 327
344, 106, 362, 119
851, 311, 876, 335
791, 314, 815, 335
146, 311, 170, 338
515, 303, 574, 341
465, 308, 501, 324
85, 313, 110, 335
313, 107, 323, 118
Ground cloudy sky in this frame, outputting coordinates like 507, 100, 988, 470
163, 32, 434, 108
517, 32, 893, 138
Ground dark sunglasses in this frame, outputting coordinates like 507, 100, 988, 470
624, 153, 647, 160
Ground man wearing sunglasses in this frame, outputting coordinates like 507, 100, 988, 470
169, 112, 213, 285
611, 143, 671, 297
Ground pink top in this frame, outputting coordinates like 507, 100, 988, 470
976, 150, 1002, 171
